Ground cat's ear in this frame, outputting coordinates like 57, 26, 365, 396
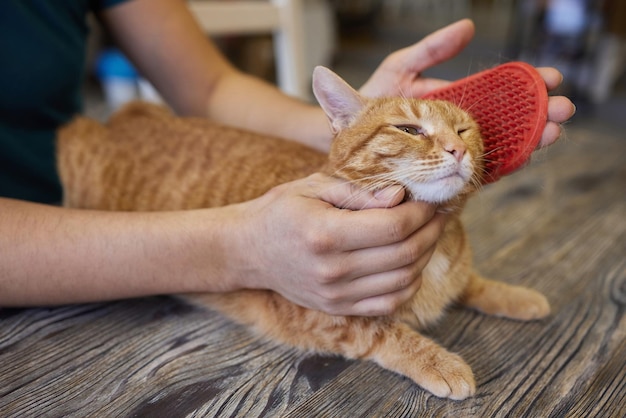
312, 66, 366, 134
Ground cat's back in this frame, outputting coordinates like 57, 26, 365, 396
57, 102, 327, 211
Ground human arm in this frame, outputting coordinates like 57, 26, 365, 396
0, 0, 440, 313
99, 0, 332, 151
0, 176, 441, 315
102, 4, 573, 153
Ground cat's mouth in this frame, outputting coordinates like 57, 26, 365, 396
433, 173, 468, 190
404, 170, 470, 204
437, 172, 466, 181
388, 158, 474, 203
434, 163, 472, 183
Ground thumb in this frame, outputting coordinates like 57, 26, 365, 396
372, 185, 406, 208
311, 174, 405, 210
396, 18, 475, 73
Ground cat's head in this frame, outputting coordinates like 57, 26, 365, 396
312, 66, 484, 204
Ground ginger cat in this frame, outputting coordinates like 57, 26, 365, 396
57, 67, 550, 400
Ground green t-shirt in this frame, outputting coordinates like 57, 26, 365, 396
0, 0, 128, 203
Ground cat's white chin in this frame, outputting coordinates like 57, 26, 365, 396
408, 175, 467, 203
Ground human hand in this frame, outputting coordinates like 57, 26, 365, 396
236, 173, 445, 316
358, 19, 576, 149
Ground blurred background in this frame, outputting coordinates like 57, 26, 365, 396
86, 0, 626, 132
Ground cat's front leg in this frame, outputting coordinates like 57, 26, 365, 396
185, 292, 476, 400
369, 322, 475, 400
460, 272, 550, 320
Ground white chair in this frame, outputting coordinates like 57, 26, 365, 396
188, 0, 309, 100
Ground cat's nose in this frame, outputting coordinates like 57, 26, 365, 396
442, 138, 466, 163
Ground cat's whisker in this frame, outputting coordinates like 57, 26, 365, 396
455, 60, 475, 108
477, 146, 505, 170
471, 157, 491, 176
481, 145, 504, 157
469, 170, 485, 192
317, 174, 393, 210
396, 78, 414, 103
349, 175, 411, 208
398, 83, 409, 101
459, 94, 492, 116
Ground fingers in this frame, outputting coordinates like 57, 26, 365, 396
322, 200, 439, 251
306, 173, 406, 210
315, 240, 437, 317
299, 175, 446, 316
536, 67, 564, 91
548, 95, 576, 123
538, 96, 576, 148
349, 272, 424, 317
359, 19, 475, 98
303, 174, 440, 251
345, 239, 439, 316
337, 209, 445, 280
535, 68, 575, 148
539, 121, 563, 148
314, 213, 446, 316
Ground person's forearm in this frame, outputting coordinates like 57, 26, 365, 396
102, 0, 332, 152
205, 71, 332, 151
0, 199, 245, 306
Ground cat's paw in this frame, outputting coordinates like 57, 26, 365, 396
413, 349, 476, 400
498, 286, 551, 321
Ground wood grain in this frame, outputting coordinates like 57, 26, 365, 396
1, 120, 624, 417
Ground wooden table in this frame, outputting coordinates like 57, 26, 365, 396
2, 119, 624, 417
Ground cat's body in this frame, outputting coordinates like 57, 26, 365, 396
57, 67, 550, 400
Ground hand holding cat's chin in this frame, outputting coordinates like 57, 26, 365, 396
237, 173, 444, 316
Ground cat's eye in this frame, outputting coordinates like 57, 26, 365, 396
457, 128, 469, 135
396, 125, 423, 136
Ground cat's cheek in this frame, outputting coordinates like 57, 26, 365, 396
460, 161, 475, 182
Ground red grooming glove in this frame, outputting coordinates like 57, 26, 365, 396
423, 62, 549, 184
